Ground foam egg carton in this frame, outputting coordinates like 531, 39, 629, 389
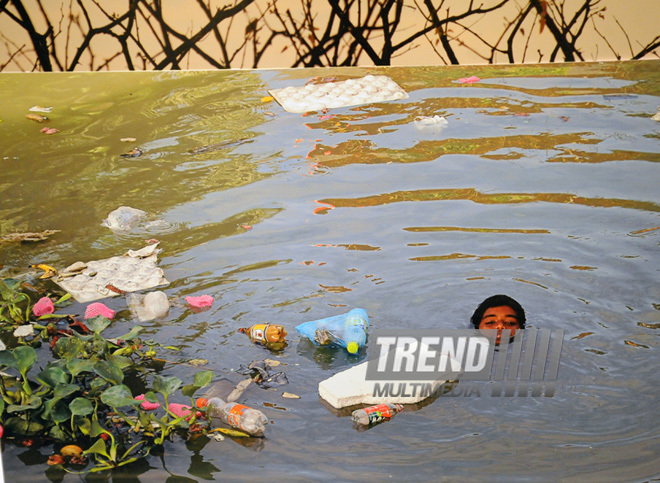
56, 244, 169, 303
269, 74, 409, 113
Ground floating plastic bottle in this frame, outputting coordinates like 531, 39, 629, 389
295, 308, 369, 354
206, 397, 267, 437
351, 403, 403, 426
239, 323, 287, 346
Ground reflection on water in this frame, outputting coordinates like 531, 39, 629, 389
1, 60, 659, 481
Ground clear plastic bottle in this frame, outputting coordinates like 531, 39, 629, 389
351, 403, 403, 426
295, 308, 369, 354
206, 397, 268, 437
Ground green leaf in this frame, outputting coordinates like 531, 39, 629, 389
67, 359, 94, 376
181, 384, 198, 398
4, 416, 44, 436
54, 337, 85, 361
0, 350, 17, 369
7, 394, 42, 413
193, 370, 214, 388
83, 437, 111, 459
54, 382, 79, 399
94, 361, 124, 385
118, 325, 143, 341
77, 416, 92, 435
49, 424, 69, 441
50, 400, 73, 423
105, 354, 134, 370
70, 397, 94, 416
90, 419, 108, 438
85, 315, 111, 334
100, 384, 140, 408
152, 375, 181, 397
13, 346, 37, 375
37, 367, 69, 388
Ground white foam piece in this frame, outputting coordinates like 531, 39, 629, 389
269, 75, 409, 113
318, 361, 446, 409
55, 244, 169, 303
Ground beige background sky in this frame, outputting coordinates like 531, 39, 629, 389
1, 0, 658, 70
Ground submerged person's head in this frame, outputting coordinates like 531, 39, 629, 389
471, 294, 526, 344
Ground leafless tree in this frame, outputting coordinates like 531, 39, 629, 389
0, 0, 658, 71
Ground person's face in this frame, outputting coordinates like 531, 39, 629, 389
478, 305, 520, 344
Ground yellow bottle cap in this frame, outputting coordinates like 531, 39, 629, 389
347, 341, 359, 354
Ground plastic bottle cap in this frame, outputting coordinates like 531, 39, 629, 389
347, 341, 359, 354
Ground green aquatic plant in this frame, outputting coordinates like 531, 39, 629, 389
0, 280, 216, 474
0, 278, 31, 324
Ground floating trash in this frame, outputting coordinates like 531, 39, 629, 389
55, 243, 169, 303
25, 113, 48, 122
268, 75, 408, 113
414, 115, 448, 131
29, 106, 53, 113
102, 206, 146, 232
129, 291, 170, 322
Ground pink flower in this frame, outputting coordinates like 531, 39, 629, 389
458, 76, 480, 84
168, 403, 201, 420
33, 297, 54, 317
84, 303, 115, 320
135, 394, 161, 411
185, 295, 214, 308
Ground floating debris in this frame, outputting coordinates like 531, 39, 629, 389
458, 76, 480, 84
120, 147, 143, 158
269, 75, 408, 113
120, 137, 137, 142
55, 243, 169, 303
29, 106, 53, 113
25, 113, 48, 122
40, 127, 59, 135
101, 206, 147, 232
0, 230, 60, 243
652, 108, 660, 122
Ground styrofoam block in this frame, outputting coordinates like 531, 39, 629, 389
269, 75, 408, 113
318, 361, 446, 409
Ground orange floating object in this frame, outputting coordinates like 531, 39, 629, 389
239, 323, 287, 344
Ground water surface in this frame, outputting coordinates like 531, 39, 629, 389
1, 61, 659, 482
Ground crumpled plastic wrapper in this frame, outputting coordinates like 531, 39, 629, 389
268, 75, 408, 113
55, 244, 169, 303
128, 291, 170, 322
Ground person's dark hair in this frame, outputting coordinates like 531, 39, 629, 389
470, 294, 526, 329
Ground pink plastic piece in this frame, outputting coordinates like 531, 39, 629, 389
33, 297, 54, 317
458, 76, 480, 84
168, 403, 202, 420
135, 394, 161, 411
84, 302, 115, 320
185, 295, 214, 308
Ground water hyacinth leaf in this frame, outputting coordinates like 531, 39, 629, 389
54, 336, 85, 360
70, 397, 94, 416
13, 346, 37, 375
85, 315, 112, 334
90, 419, 108, 438
94, 360, 124, 385
182, 384, 198, 397
49, 424, 68, 441
67, 359, 94, 376
89, 376, 108, 394
106, 354, 134, 370
51, 400, 73, 423
0, 350, 17, 369
101, 384, 140, 408
144, 391, 159, 403
118, 325, 143, 341
54, 382, 80, 399
4, 416, 44, 435
153, 375, 181, 397
193, 370, 213, 388
37, 366, 69, 387
7, 394, 42, 413
83, 437, 111, 459
0, 399, 4, 414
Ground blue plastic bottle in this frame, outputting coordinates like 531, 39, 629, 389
295, 308, 369, 354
